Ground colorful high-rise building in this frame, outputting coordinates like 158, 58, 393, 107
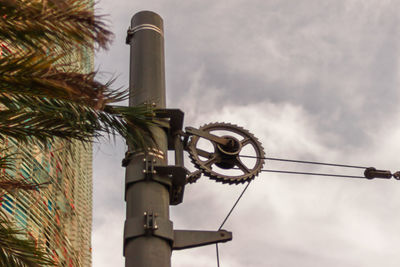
1, 139, 93, 266
0, 6, 94, 266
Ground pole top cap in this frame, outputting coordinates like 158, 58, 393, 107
131, 11, 164, 30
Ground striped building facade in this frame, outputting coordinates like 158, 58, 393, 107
0, 9, 94, 266
0, 140, 93, 266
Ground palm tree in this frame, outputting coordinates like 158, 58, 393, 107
0, 0, 163, 265
0, 0, 162, 147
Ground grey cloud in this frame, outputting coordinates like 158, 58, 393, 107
163, 0, 400, 148
93, 1, 400, 266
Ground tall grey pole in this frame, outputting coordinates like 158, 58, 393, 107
124, 11, 171, 267
123, 10, 233, 267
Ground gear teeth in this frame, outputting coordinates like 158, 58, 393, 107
187, 170, 202, 184
186, 122, 265, 185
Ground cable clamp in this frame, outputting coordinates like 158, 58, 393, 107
122, 148, 164, 167
144, 211, 158, 232
364, 167, 392, 179
143, 158, 157, 180
126, 24, 164, 44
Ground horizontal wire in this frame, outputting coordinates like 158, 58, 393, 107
214, 154, 371, 267
239, 155, 368, 169
260, 169, 366, 179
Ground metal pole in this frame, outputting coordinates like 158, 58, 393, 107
125, 11, 171, 267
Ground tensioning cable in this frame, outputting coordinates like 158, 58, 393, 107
239, 155, 400, 180
216, 181, 252, 267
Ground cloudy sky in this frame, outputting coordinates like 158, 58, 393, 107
93, 1, 400, 266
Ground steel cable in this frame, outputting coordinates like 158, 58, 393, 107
216, 181, 252, 267
239, 155, 368, 169
216, 244, 220, 267
260, 169, 365, 179
237, 155, 372, 179
213, 154, 394, 266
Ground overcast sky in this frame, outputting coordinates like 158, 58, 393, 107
93, 1, 400, 266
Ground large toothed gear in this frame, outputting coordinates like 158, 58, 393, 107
187, 122, 265, 184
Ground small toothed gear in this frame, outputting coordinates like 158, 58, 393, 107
187, 169, 203, 184
187, 122, 265, 184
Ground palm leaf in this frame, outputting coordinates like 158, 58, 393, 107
0, 94, 98, 143
0, 92, 164, 150
0, 149, 15, 170
0, 213, 55, 267
0, 0, 113, 52
0, 0, 128, 266
0, 1, 163, 151
0, 52, 126, 109
102, 105, 169, 149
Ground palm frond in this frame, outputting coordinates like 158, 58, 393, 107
0, 149, 15, 170
0, 146, 50, 193
0, 0, 113, 52
0, 92, 164, 150
0, 0, 162, 151
0, 213, 55, 267
0, 180, 50, 191
0, 94, 99, 143
102, 105, 169, 150
0, 53, 127, 109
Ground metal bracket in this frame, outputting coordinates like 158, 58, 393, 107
156, 109, 184, 149
124, 155, 172, 203
154, 166, 187, 205
143, 158, 157, 180
124, 214, 232, 254
124, 155, 172, 188
123, 109, 184, 166
122, 148, 164, 167
123, 154, 187, 205
172, 230, 232, 250
121, 151, 132, 167
123, 109, 187, 205
156, 109, 185, 166
144, 212, 158, 231
124, 212, 174, 256
122, 108, 185, 167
